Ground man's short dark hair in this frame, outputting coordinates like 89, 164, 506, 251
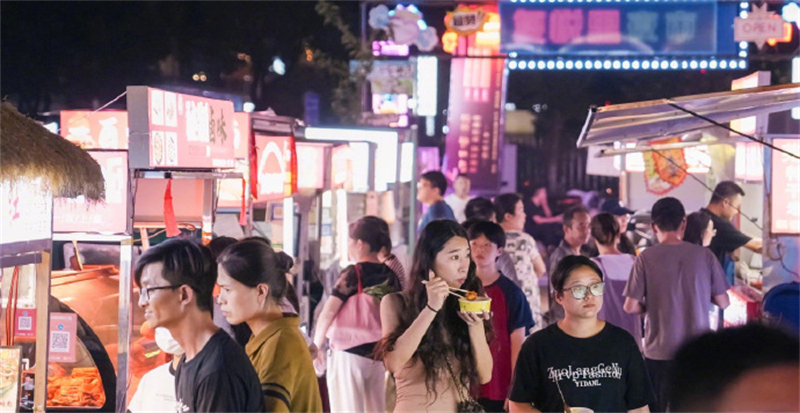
670, 323, 800, 412
465, 197, 495, 221
563, 205, 590, 228
456, 173, 469, 180
467, 220, 506, 248
710, 181, 745, 204
550, 255, 603, 293
494, 193, 522, 223
421, 171, 448, 196
134, 238, 216, 313
651, 197, 686, 232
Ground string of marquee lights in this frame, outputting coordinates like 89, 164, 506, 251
56, 90, 128, 134
665, 100, 800, 161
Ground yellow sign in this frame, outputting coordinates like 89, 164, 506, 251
445, 6, 488, 36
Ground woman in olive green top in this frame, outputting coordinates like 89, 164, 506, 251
217, 239, 322, 412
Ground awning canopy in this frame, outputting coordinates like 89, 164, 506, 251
577, 83, 800, 148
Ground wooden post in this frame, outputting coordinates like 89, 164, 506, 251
33, 250, 52, 413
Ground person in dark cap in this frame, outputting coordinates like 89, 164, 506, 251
600, 199, 637, 255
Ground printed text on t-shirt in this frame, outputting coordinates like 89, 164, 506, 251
547, 363, 623, 388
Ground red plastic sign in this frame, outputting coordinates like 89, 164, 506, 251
255, 135, 296, 202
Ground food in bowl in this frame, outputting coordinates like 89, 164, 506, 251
464, 290, 478, 301
459, 296, 491, 313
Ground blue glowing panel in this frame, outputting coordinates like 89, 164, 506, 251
500, 0, 738, 57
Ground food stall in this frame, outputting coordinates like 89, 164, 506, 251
1, 102, 106, 413
45, 87, 241, 411
577, 81, 799, 326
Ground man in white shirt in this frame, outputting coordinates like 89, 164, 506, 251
444, 173, 473, 223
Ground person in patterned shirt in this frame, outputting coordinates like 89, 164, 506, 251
495, 193, 547, 331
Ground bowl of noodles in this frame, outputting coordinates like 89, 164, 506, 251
458, 291, 491, 314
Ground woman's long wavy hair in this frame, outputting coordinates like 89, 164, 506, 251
374, 220, 492, 402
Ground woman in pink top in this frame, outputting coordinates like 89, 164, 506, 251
376, 220, 493, 412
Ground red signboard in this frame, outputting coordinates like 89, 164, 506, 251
255, 135, 297, 202
60, 110, 129, 149
771, 139, 800, 235
53, 151, 129, 234
296, 144, 326, 189
127, 86, 235, 169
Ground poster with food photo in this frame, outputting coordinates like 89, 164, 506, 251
0, 346, 22, 413
164, 92, 177, 127
150, 89, 164, 126
152, 131, 165, 166
166, 132, 178, 166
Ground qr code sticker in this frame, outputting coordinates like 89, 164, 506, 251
50, 331, 70, 353
18, 316, 32, 331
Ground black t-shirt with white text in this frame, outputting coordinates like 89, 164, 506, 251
174, 329, 265, 412
510, 323, 653, 413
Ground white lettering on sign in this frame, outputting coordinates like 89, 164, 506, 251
258, 141, 286, 197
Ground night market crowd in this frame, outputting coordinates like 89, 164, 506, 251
129, 173, 799, 413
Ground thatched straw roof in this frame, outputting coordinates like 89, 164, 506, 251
1, 102, 105, 200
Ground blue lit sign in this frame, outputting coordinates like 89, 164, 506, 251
502, 0, 746, 71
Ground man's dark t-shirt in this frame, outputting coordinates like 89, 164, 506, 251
175, 329, 265, 412
510, 323, 653, 413
702, 208, 752, 265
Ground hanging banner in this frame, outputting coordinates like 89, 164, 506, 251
254, 135, 297, 202
443, 45, 506, 192
60, 110, 129, 149
643, 137, 689, 195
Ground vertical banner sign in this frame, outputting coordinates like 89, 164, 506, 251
443, 57, 507, 192
48, 313, 78, 363
771, 139, 800, 235
254, 135, 297, 202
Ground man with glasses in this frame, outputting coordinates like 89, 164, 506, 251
702, 181, 763, 284
135, 238, 264, 412
623, 197, 730, 412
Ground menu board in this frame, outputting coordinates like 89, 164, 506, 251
0, 346, 22, 413
255, 135, 296, 202
0, 177, 52, 246
127, 86, 235, 169
53, 151, 129, 234
60, 110, 129, 149
771, 139, 800, 234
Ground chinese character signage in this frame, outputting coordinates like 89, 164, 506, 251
60, 110, 129, 149
255, 135, 296, 202
443, 56, 507, 193
499, 1, 737, 56
0, 346, 22, 413
0, 177, 52, 246
446, 6, 488, 36
127, 86, 236, 169
53, 151, 129, 234
771, 139, 800, 235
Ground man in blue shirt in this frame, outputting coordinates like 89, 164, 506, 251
417, 170, 456, 232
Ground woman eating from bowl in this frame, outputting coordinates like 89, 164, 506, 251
216, 240, 322, 412
508, 255, 653, 413
375, 219, 493, 412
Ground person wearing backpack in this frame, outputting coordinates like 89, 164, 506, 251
312, 216, 402, 412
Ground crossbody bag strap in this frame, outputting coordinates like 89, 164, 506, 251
355, 263, 363, 294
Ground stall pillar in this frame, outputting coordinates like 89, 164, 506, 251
295, 193, 316, 327
33, 251, 52, 413
116, 237, 134, 413
408, 126, 419, 249
202, 179, 215, 244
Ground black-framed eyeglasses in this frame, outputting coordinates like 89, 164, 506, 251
139, 285, 182, 302
561, 282, 605, 300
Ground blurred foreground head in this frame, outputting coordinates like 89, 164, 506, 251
670, 323, 799, 412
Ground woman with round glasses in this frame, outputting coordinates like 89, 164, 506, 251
509, 255, 653, 413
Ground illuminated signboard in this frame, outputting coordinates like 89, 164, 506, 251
233, 112, 250, 159
53, 151, 129, 234
296, 144, 326, 190
60, 110, 129, 149
217, 159, 249, 209
771, 139, 800, 235
255, 135, 296, 202
735, 142, 764, 182
0, 177, 52, 246
331, 145, 354, 191
501, 0, 742, 71
625, 144, 710, 174
127, 86, 236, 169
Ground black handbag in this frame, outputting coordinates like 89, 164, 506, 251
445, 356, 486, 413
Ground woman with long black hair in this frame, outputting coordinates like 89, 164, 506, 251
375, 220, 493, 412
